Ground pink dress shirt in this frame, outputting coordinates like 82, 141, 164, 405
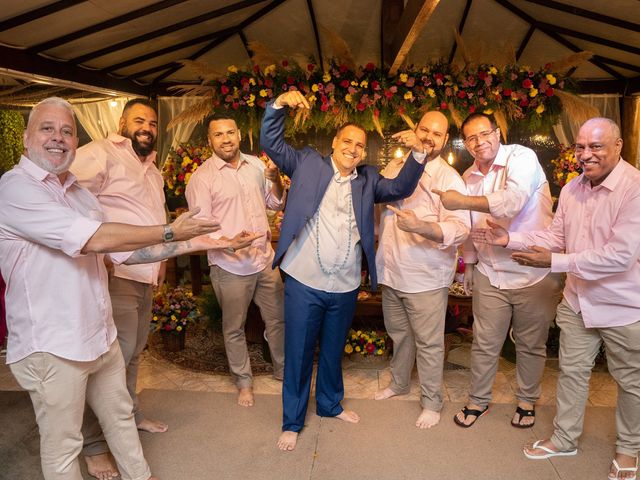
376, 155, 470, 293
185, 152, 284, 276
508, 159, 640, 328
0, 157, 119, 364
463, 144, 553, 289
70, 134, 166, 285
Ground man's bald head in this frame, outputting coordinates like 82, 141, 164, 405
575, 117, 623, 187
415, 111, 449, 160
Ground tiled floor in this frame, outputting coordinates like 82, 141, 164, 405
1, 341, 616, 408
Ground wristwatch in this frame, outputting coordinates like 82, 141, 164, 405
162, 224, 174, 243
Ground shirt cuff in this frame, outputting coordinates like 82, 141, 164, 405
62, 217, 102, 258
551, 253, 570, 273
506, 232, 526, 251
438, 222, 456, 249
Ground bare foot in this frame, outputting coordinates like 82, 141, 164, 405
277, 431, 298, 451
237, 387, 254, 407
374, 387, 400, 400
336, 409, 360, 423
455, 403, 484, 426
608, 453, 638, 480
137, 417, 168, 433
416, 409, 440, 429
85, 452, 119, 480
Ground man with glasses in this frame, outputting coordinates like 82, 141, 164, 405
471, 118, 640, 480
434, 113, 563, 429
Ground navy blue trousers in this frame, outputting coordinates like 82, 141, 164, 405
281, 275, 359, 432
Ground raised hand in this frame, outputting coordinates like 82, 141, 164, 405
511, 246, 551, 268
391, 129, 424, 154
264, 158, 280, 182
431, 189, 468, 210
387, 205, 420, 233
471, 219, 509, 247
274, 91, 310, 110
170, 207, 221, 241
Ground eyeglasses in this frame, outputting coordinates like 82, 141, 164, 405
464, 128, 498, 146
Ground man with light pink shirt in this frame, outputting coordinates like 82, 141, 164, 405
473, 118, 640, 480
374, 111, 470, 429
186, 113, 285, 407
0, 97, 235, 480
435, 112, 563, 429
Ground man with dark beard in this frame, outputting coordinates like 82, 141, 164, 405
71, 98, 168, 479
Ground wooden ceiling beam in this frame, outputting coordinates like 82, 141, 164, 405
306, 0, 324, 69
0, 45, 148, 95
27, 0, 188, 54
71, 0, 266, 65
537, 22, 640, 56
0, 0, 86, 32
523, 0, 640, 33
388, 0, 441, 76
448, 0, 473, 64
515, 25, 536, 61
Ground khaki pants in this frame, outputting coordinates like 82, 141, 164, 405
210, 265, 285, 388
83, 277, 153, 456
382, 286, 449, 411
469, 270, 563, 408
10, 341, 151, 480
551, 299, 640, 457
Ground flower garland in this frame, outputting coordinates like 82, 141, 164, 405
162, 142, 211, 198
551, 144, 581, 187
206, 59, 572, 138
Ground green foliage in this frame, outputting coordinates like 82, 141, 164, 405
0, 110, 25, 174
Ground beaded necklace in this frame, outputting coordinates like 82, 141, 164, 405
314, 191, 353, 275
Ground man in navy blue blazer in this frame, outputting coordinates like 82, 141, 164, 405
261, 91, 428, 451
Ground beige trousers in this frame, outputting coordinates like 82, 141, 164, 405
551, 299, 640, 457
10, 341, 151, 480
83, 277, 153, 456
469, 270, 563, 408
210, 265, 285, 388
382, 286, 449, 411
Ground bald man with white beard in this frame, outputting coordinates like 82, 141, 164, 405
374, 111, 470, 429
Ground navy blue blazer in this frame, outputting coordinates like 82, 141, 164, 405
260, 104, 424, 290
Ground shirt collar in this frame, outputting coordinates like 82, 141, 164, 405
107, 132, 157, 166
330, 156, 358, 182
468, 144, 506, 176
579, 157, 625, 192
213, 152, 248, 170
19, 155, 78, 190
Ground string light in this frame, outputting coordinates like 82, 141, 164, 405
394, 147, 404, 158
447, 152, 454, 165
109, 100, 118, 107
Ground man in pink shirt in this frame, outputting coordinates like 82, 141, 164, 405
0, 97, 242, 480
435, 113, 563, 429
70, 99, 169, 478
473, 118, 640, 480
374, 111, 470, 429
186, 114, 285, 407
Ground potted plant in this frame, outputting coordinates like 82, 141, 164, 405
151, 285, 200, 351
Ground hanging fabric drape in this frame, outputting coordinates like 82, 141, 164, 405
157, 96, 203, 169
72, 97, 132, 140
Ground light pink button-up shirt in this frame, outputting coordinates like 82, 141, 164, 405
463, 144, 553, 289
376, 155, 470, 293
508, 159, 640, 328
70, 133, 166, 285
185, 152, 284, 276
0, 157, 119, 364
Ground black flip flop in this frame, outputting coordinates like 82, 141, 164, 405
453, 405, 489, 428
511, 406, 535, 428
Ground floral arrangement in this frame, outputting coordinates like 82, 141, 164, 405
201, 59, 572, 138
151, 285, 200, 334
551, 144, 581, 187
162, 142, 211, 198
344, 329, 388, 356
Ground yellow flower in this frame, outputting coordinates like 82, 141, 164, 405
344, 344, 354, 354
529, 88, 539, 98
399, 73, 408, 83
227, 65, 238, 73
566, 171, 579, 182
489, 66, 498, 75
181, 158, 192, 168
259, 89, 268, 97
171, 315, 177, 321
311, 84, 319, 92
360, 80, 368, 88
153, 316, 158, 321
264, 64, 276, 76
176, 325, 183, 332
351, 80, 358, 86
308, 95, 316, 102
355, 346, 361, 352
546, 74, 557, 85
345, 94, 353, 103
249, 77, 256, 86
185, 172, 192, 184
427, 88, 436, 98
483, 108, 494, 115
322, 72, 331, 82
404, 91, 413, 100
536, 104, 545, 114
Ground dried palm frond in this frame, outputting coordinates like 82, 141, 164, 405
179, 60, 226, 83
449, 105, 464, 129
320, 26, 355, 70
167, 96, 213, 131
546, 52, 593, 74
400, 113, 416, 131
293, 108, 310, 130
167, 84, 216, 97
331, 105, 349, 129
248, 41, 278, 67
490, 46, 516, 70
494, 109, 509, 143
371, 111, 384, 138
555, 90, 600, 125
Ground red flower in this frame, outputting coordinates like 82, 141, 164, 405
339, 64, 348, 73
177, 173, 184, 181
365, 62, 376, 72
340, 79, 350, 88
519, 98, 529, 107
374, 108, 380, 117
320, 103, 329, 112
522, 79, 533, 89
384, 89, 393, 99
503, 88, 512, 97
366, 343, 375, 354
232, 102, 239, 109
264, 78, 273, 88
220, 85, 230, 95
545, 88, 554, 97
440, 102, 448, 110
282, 60, 289, 67
253, 64, 260, 73
478, 71, 487, 80
307, 63, 315, 72
356, 102, 366, 111
287, 76, 295, 85
332, 106, 340, 114
457, 90, 466, 99
371, 80, 380, 90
